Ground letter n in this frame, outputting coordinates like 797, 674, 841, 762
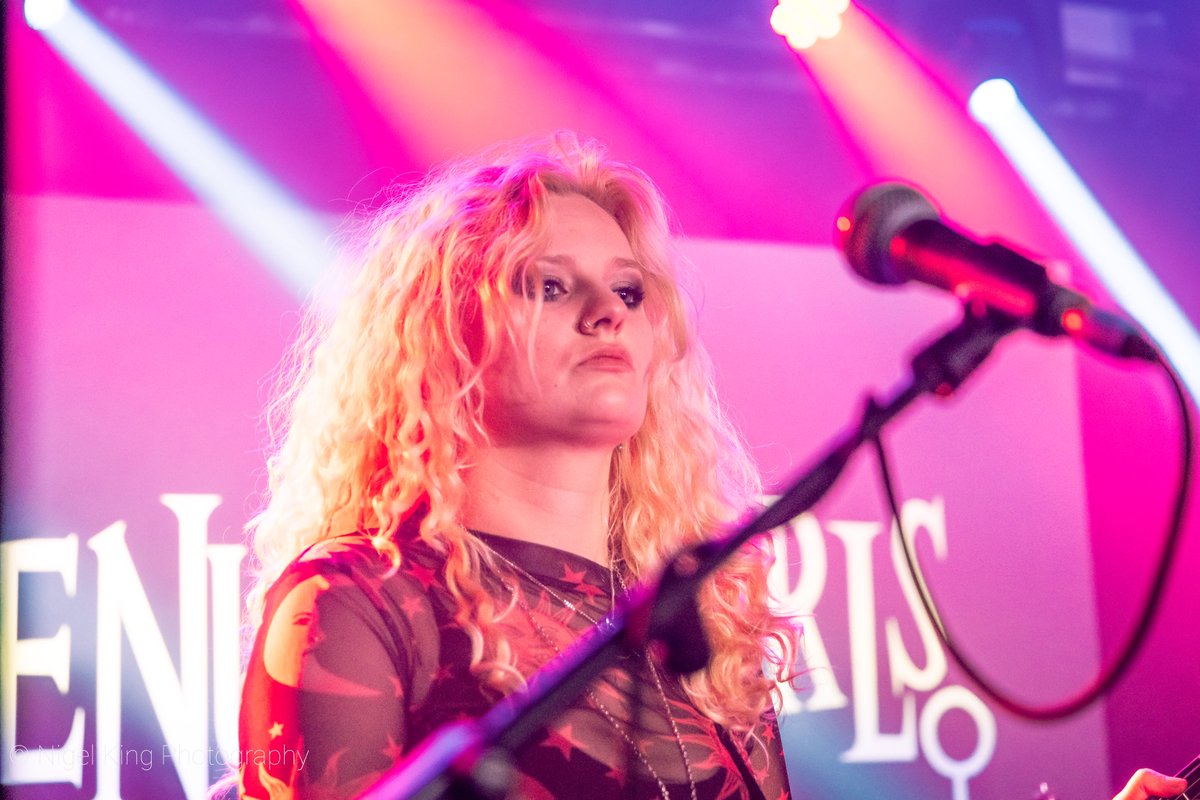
87, 494, 221, 800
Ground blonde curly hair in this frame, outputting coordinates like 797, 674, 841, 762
247, 131, 800, 734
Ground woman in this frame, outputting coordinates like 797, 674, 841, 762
236, 132, 1189, 800
238, 132, 800, 799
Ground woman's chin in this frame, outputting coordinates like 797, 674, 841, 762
574, 405, 647, 447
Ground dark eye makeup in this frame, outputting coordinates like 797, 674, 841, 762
542, 277, 568, 302
614, 283, 645, 309
516, 265, 645, 309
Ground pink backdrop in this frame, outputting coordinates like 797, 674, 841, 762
687, 238, 1109, 799
6, 195, 1187, 799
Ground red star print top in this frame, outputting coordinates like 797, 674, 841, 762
238, 530, 792, 799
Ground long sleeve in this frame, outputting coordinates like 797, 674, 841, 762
744, 712, 792, 800
238, 539, 426, 799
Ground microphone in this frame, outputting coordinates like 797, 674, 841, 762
836, 182, 1156, 362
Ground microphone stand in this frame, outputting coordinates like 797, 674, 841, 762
358, 306, 1020, 800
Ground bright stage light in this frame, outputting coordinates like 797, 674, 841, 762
970, 79, 1200, 398
35, 3, 332, 298
771, 0, 851, 51
967, 78, 1018, 123
24, 0, 69, 30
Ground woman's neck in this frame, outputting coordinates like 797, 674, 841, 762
461, 445, 614, 565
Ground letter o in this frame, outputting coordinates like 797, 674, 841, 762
919, 685, 996, 800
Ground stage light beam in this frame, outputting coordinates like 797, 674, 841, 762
967, 78, 1019, 122
771, 0, 850, 51
34, 3, 332, 298
969, 79, 1200, 398
24, 0, 69, 31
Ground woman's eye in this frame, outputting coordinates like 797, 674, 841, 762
542, 277, 567, 302
615, 284, 645, 309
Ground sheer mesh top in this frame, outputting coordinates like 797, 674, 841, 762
238, 531, 792, 799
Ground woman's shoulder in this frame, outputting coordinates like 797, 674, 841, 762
267, 529, 448, 600
257, 530, 453, 655
295, 530, 389, 567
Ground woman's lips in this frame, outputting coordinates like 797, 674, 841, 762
579, 345, 633, 370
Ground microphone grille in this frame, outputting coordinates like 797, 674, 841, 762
837, 182, 939, 285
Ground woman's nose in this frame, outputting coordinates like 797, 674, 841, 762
578, 287, 627, 334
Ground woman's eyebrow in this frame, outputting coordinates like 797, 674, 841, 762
535, 254, 645, 274
534, 254, 574, 266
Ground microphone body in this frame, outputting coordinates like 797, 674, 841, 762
837, 183, 1155, 361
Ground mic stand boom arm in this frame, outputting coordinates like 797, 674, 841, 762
358, 305, 1020, 800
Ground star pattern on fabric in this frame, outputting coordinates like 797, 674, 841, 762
604, 766, 629, 789
572, 580, 606, 602
541, 723, 585, 762
406, 562, 437, 591
560, 565, 587, 584
400, 594, 426, 617
382, 734, 404, 762
242, 534, 795, 800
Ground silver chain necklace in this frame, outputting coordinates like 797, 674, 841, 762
481, 540, 700, 800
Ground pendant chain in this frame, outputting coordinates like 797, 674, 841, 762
481, 541, 699, 800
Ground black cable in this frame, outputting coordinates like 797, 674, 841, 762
870, 347, 1194, 721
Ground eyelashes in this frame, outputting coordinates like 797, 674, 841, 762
519, 274, 645, 309
540, 276, 567, 303
515, 274, 567, 302
613, 283, 645, 309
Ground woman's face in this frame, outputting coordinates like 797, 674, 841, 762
481, 192, 656, 449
